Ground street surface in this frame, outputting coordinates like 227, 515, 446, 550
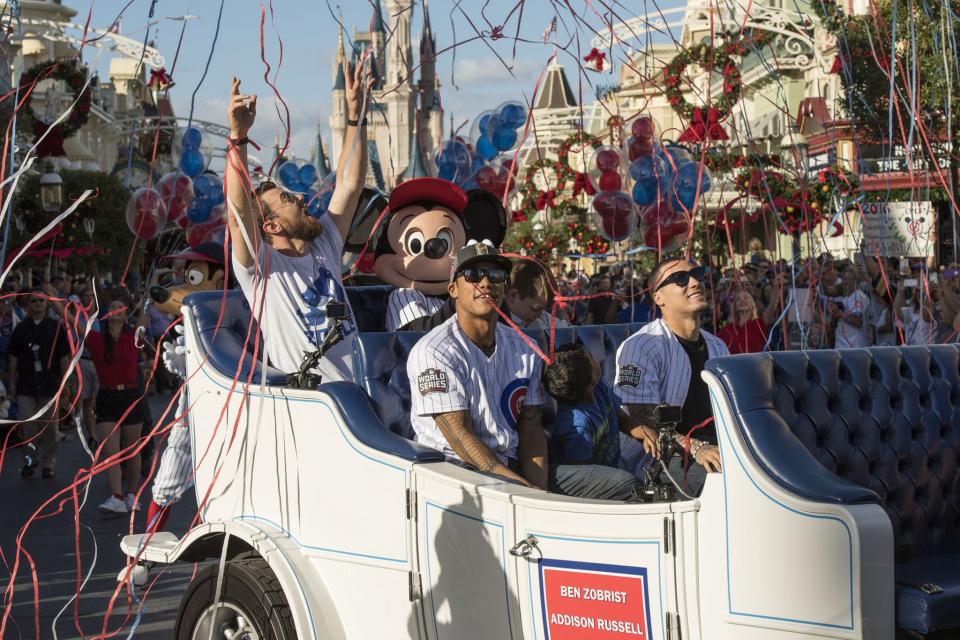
1, 394, 197, 639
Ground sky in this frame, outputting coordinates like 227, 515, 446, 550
75, 0, 684, 164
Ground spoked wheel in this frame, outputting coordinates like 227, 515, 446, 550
176, 557, 296, 640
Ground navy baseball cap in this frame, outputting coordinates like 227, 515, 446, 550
450, 241, 512, 283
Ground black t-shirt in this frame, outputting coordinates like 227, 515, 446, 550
587, 296, 616, 325
7, 317, 68, 398
676, 334, 716, 445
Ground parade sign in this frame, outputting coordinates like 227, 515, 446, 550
539, 559, 652, 639
860, 201, 935, 257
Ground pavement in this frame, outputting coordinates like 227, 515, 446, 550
0, 393, 198, 639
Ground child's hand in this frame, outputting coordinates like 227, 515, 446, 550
638, 426, 659, 459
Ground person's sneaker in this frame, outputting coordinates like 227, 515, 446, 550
41, 468, 55, 479
21, 444, 37, 477
117, 563, 150, 587
98, 495, 128, 515
124, 493, 141, 512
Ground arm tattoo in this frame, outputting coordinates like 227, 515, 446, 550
434, 411, 500, 472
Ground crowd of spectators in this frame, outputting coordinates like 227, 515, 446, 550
544, 247, 959, 355
1, 263, 170, 515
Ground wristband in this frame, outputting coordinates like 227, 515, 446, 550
228, 136, 262, 151
346, 117, 368, 127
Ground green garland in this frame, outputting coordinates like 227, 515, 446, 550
516, 131, 602, 222
17, 58, 92, 141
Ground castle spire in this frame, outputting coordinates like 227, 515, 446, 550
397, 116, 430, 183
333, 15, 345, 90
314, 121, 331, 178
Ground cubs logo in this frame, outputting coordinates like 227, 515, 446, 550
617, 364, 642, 387
500, 378, 530, 429
417, 368, 449, 395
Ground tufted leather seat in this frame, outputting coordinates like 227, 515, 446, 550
707, 346, 960, 635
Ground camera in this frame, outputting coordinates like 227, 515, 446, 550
640, 404, 684, 503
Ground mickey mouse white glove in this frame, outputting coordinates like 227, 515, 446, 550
162, 324, 188, 378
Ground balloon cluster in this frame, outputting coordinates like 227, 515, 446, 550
276, 159, 334, 218
589, 146, 635, 243
624, 117, 714, 252
473, 101, 527, 161
124, 127, 229, 247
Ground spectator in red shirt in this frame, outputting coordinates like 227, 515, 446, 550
87, 295, 148, 515
718, 276, 783, 354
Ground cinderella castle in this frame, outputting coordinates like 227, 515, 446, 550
328, 0, 443, 190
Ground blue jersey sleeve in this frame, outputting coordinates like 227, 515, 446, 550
551, 407, 596, 464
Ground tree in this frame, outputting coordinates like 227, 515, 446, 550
10, 169, 135, 275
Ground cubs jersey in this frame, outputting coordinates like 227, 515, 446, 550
407, 315, 545, 464
233, 213, 357, 381
614, 318, 728, 406
386, 288, 445, 332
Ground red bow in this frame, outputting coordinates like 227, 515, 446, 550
147, 67, 174, 90
584, 48, 606, 71
829, 55, 843, 74
32, 121, 65, 158
535, 189, 557, 211
679, 107, 728, 143
571, 172, 596, 197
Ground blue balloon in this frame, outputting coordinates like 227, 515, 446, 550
677, 161, 712, 192
476, 135, 497, 161
493, 127, 518, 152
478, 114, 492, 137
632, 181, 655, 207
662, 145, 693, 168
299, 164, 319, 187
471, 154, 486, 173
192, 174, 216, 196
438, 162, 457, 182
182, 127, 203, 150
500, 103, 527, 128
484, 115, 503, 138
179, 149, 205, 178
629, 155, 666, 195
278, 161, 301, 190
209, 184, 225, 206
186, 198, 212, 223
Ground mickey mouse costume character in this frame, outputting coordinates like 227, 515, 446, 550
373, 177, 508, 331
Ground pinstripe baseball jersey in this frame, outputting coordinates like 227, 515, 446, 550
386, 288, 445, 332
614, 318, 728, 406
408, 315, 544, 464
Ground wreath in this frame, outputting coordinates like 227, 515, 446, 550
17, 59, 92, 155
663, 33, 769, 141
516, 131, 602, 222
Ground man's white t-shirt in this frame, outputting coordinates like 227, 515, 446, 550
386, 288, 444, 332
407, 315, 544, 464
833, 290, 872, 349
232, 213, 357, 382
905, 310, 936, 345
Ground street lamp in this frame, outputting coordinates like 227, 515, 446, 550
39, 163, 63, 213
83, 218, 96, 241
533, 221, 545, 242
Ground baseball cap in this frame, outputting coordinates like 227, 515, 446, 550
388, 177, 468, 216
160, 242, 229, 266
450, 240, 512, 283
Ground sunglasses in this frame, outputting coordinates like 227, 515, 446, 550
654, 266, 707, 292
29, 297, 44, 303
456, 267, 509, 285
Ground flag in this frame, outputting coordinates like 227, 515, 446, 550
541, 16, 556, 43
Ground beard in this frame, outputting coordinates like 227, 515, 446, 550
288, 215, 323, 242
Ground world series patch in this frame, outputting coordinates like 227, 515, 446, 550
617, 364, 642, 387
417, 368, 449, 395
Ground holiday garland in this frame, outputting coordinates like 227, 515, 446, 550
18, 59, 92, 142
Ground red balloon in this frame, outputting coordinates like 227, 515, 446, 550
132, 212, 159, 239
601, 215, 632, 241
593, 191, 633, 220
598, 170, 622, 192
595, 149, 621, 171
641, 201, 674, 227
631, 116, 655, 139
186, 221, 222, 248
628, 137, 654, 161
136, 189, 162, 213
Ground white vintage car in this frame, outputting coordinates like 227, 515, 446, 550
122, 287, 959, 640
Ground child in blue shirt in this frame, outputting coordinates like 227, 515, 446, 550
543, 343, 658, 499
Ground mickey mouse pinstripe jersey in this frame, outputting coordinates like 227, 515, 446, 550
386, 288, 445, 332
407, 315, 544, 464
614, 318, 728, 406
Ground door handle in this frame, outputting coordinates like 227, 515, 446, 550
509, 535, 540, 558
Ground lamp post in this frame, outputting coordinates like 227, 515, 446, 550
83, 218, 95, 241
533, 221, 545, 242
780, 126, 809, 260
39, 163, 63, 213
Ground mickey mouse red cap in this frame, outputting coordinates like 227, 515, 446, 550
387, 177, 468, 215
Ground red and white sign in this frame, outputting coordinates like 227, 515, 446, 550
539, 560, 652, 639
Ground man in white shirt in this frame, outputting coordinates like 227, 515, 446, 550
225, 59, 370, 381
828, 269, 872, 349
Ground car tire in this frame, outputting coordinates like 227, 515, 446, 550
176, 557, 296, 640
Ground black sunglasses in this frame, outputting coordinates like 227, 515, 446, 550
456, 267, 509, 285
654, 265, 707, 292
29, 297, 44, 303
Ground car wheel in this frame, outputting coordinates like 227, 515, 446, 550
176, 557, 296, 640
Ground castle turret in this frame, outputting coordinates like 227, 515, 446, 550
313, 122, 331, 179
397, 119, 430, 184
329, 21, 349, 165
418, 0, 443, 154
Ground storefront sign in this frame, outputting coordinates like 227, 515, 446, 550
539, 559, 652, 639
859, 142, 951, 174
861, 201, 935, 257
